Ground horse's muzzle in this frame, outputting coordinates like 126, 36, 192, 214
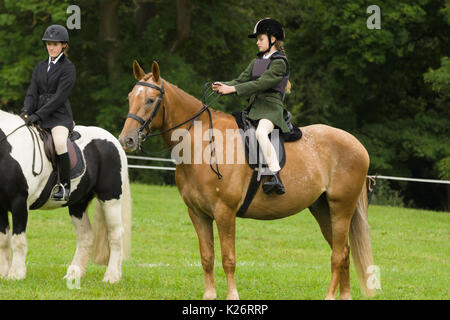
119, 132, 138, 152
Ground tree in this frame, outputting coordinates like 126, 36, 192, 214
0, 0, 448, 209
283, 0, 449, 210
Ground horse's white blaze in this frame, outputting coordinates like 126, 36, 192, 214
134, 86, 144, 96
8, 233, 27, 280
133, 86, 146, 105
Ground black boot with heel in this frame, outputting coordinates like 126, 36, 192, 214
262, 171, 285, 195
52, 152, 71, 201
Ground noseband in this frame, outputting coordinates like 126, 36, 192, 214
127, 80, 166, 140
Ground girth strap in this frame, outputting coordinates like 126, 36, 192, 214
236, 170, 261, 217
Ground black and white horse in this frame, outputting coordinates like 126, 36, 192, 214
0, 110, 131, 283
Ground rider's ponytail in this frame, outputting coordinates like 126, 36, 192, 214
275, 40, 291, 94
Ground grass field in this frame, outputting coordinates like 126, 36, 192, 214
0, 183, 448, 300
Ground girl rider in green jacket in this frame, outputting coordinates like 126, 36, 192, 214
212, 18, 291, 194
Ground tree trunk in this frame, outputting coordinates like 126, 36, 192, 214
99, 0, 120, 81
134, 0, 156, 38
170, 0, 194, 53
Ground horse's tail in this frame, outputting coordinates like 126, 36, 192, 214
120, 168, 132, 260
91, 157, 132, 265
349, 179, 377, 297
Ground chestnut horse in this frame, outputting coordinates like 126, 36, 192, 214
119, 60, 377, 300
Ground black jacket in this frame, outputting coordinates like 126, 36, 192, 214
22, 54, 76, 130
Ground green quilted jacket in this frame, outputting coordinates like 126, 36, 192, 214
223, 58, 289, 133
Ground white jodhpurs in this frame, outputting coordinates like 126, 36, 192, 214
51, 126, 69, 155
255, 119, 281, 173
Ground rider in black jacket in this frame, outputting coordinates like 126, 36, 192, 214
21, 25, 76, 201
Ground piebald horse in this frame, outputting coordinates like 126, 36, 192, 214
0, 110, 131, 283
120, 60, 377, 300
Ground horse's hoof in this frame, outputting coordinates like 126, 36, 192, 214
7, 268, 26, 280
0, 265, 9, 278
64, 265, 83, 280
102, 271, 121, 283
226, 290, 240, 300
203, 291, 217, 300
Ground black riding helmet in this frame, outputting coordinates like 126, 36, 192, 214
248, 18, 284, 55
42, 24, 69, 43
248, 18, 285, 41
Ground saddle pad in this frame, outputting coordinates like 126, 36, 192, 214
29, 140, 86, 210
68, 140, 86, 180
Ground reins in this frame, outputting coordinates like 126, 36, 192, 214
126, 80, 223, 179
0, 121, 43, 176
0, 123, 27, 143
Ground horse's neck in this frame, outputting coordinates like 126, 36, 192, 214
161, 82, 214, 146
0, 110, 22, 130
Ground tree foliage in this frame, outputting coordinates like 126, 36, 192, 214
0, 0, 448, 209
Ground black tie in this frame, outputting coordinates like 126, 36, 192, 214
48, 61, 55, 73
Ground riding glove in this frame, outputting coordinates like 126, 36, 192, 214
23, 113, 40, 126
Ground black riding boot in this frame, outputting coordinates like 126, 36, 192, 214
262, 171, 286, 195
53, 152, 71, 201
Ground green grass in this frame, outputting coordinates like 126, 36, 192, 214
0, 183, 448, 299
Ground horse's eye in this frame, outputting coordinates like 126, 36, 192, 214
146, 98, 154, 105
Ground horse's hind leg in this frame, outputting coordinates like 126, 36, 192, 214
324, 198, 356, 300
8, 197, 28, 280
309, 193, 352, 300
309, 193, 332, 247
0, 207, 11, 278
66, 199, 94, 280
99, 199, 123, 283
188, 208, 216, 300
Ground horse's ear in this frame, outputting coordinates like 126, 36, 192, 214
152, 61, 160, 82
133, 60, 145, 80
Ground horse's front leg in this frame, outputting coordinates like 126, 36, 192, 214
0, 207, 11, 278
100, 199, 124, 283
8, 196, 28, 280
66, 201, 94, 280
215, 202, 239, 300
188, 208, 216, 300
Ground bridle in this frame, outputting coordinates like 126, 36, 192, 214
126, 80, 223, 179
127, 80, 166, 141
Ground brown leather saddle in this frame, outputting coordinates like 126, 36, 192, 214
38, 128, 82, 172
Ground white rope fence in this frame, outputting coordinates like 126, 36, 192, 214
367, 175, 450, 185
127, 155, 176, 171
127, 156, 450, 184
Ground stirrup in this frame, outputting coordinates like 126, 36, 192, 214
51, 183, 69, 201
